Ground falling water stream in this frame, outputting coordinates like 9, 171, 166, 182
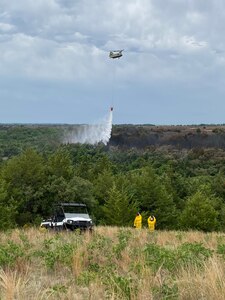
63, 109, 113, 145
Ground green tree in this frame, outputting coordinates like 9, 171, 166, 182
2, 148, 45, 189
179, 191, 219, 231
92, 170, 115, 221
42, 175, 96, 215
0, 178, 17, 229
1, 149, 45, 225
67, 176, 95, 210
161, 163, 188, 210
211, 172, 225, 199
103, 184, 137, 226
47, 148, 73, 180
93, 169, 115, 205
129, 166, 178, 229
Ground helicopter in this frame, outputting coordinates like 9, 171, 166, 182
109, 50, 123, 59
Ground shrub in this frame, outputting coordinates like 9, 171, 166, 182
0, 241, 24, 267
144, 242, 212, 273
177, 242, 213, 268
179, 191, 219, 231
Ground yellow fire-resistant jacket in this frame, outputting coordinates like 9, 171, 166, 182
134, 214, 142, 229
148, 216, 156, 231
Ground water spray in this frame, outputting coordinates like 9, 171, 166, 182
63, 107, 113, 145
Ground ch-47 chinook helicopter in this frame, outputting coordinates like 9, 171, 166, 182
109, 50, 123, 59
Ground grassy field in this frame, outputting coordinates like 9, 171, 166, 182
1, 227, 225, 299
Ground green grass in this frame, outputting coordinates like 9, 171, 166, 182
0, 227, 225, 299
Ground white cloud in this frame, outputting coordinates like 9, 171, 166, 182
0, 22, 15, 32
1, 0, 225, 123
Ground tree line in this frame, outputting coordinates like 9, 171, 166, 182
0, 143, 225, 232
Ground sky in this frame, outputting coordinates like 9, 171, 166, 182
1, 0, 225, 125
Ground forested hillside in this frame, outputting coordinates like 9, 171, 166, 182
111, 124, 225, 149
1, 124, 225, 158
0, 124, 225, 231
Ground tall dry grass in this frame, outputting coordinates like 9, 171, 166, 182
175, 256, 225, 300
0, 269, 29, 300
0, 227, 225, 299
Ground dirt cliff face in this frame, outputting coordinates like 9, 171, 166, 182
109, 125, 225, 149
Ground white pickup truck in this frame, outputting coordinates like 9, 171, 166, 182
40, 202, 93, 231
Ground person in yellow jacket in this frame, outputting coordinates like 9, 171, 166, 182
148, 215, 156, 231
134, 212, 142, 229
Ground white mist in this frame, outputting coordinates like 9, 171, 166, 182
63, 110, 113, 145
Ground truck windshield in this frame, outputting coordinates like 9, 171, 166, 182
63, 206, 88, 214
